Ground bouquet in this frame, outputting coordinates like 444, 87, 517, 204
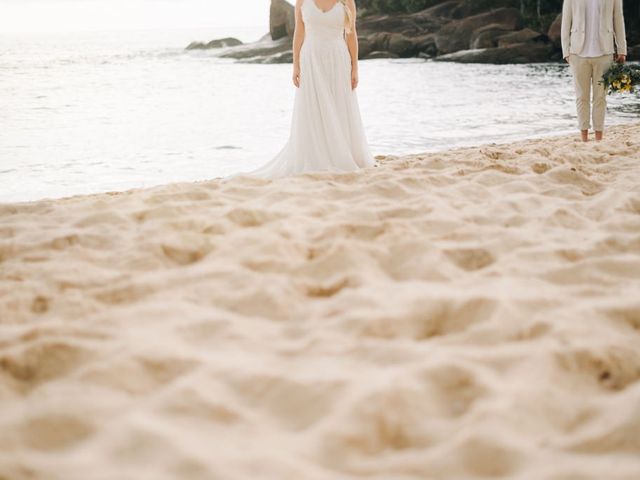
600, 62, 640, 94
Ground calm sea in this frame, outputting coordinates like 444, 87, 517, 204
1, 27, 639, 203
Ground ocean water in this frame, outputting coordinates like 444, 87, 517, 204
1, 27, 639, 203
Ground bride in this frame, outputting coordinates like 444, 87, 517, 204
232, 0, 375, 179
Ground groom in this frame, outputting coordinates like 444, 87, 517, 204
561, 0, 627, 142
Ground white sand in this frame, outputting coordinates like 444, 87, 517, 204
1, 124, 640, 480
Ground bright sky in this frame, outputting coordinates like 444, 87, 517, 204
0, 0, 274, 33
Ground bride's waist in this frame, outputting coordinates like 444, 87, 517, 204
303, 33, 345, 45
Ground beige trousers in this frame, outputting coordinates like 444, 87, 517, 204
568, 54, 614, 131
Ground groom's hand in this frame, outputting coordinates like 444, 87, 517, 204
616, 54, 626, 64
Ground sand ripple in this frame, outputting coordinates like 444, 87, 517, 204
1, 125, 640, 479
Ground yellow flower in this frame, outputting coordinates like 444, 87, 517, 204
613, 81, 621, 89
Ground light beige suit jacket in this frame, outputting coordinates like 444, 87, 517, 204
561, 0, 627, 59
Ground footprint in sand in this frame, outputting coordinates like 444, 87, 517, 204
445, 248, 495, 271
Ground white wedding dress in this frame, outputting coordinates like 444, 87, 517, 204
231, 0, 375, 179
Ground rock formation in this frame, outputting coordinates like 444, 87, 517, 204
547, 13, 562, 49
185, 0, 573, 64
435, 43, 556, 64
270, 0, 295, 41
186, 37, 243, 50
435, 8, 522, 54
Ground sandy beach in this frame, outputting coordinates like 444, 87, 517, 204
1, 124, 640, 480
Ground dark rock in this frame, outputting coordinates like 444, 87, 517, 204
365, 51, 400, 60
357, 9, 446, 37
548, 49, 564, 62
186, 42, 206, 50
358, 37, 374, 59
450, 0, 520, 19
218, 37, 291, 61
270, 0, 295, 40
435, 43, 556, 64
628, 44, 640, 60
208, 37, 243, 48
367, 32, 392, 51
367, 31, 436, 58
247, 51, 294, 64
412, 34, 438, 57
436, 8, 523, 54
388, 33, 415, 57
470, 24, 513, 49
497, 28, 547, 48
548, 13, 562, 48
186, 37, 243, 50
187, 0, 561, 65
420, 0, 465, 20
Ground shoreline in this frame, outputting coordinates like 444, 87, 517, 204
3, 122, 638, 207
1, 123, 640, 479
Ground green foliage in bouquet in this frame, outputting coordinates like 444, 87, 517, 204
600, 63, 640, 94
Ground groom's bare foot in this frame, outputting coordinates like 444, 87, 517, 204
595, 131, 603, 141
581, 130, 589, 142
